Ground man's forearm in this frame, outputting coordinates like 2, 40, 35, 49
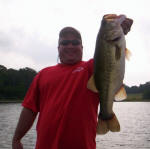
13, 107, 38, 142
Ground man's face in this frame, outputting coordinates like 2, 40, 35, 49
58, 34, 83, 65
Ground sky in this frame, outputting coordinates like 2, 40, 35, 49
0, 0, 150, 87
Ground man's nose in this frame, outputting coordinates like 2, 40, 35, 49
66, 43, 74, 48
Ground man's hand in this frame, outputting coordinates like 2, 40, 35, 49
12, 107, 37, 149
121, 18, 133, 35
12, 139, 23, 149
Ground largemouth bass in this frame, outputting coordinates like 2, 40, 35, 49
87, 14, 133, 134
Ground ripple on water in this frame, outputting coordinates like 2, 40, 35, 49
0, 102, 150, 149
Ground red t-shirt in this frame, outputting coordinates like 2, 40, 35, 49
22, 59, 99, 149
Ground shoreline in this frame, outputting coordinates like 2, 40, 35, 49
0, 100, 22, 104
0, 100, 150, 104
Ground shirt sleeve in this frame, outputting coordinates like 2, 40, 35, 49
86, 58, 94, 77
22, 72, 40, 113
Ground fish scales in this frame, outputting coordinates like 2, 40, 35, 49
97, 16, 125, 120
87, 14, 133, 134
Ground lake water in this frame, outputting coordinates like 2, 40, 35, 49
0, 102, 150, 149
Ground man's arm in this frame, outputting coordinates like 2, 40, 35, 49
12, 107, 38, 149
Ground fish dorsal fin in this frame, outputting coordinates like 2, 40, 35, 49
115, 86, 127, 101
87, 75, 98, 93
125, 48, 131, 61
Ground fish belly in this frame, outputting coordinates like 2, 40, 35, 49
94, 39, 125, 120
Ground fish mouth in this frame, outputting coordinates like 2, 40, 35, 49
111, 36, 121, 42
103, 14, 126, 24
106, 36, 121, 43
103, 14, 118, 20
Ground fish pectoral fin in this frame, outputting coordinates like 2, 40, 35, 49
115, 86, 127, 101
115, 45, 121, 60
87, 75, 98, 93
125, 48, 132, 61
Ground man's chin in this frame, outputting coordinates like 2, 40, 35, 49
62, 59, 81, 65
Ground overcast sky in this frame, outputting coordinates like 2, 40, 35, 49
0, 0, 150, 86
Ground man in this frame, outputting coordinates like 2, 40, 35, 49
12, 17, 132, 149
12, 27, 100, 149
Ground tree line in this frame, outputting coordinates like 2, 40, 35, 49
0, 65, 36, 100
125, 82, 150, 99
0, 65, 150, 101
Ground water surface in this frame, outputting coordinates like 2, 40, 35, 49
0, 102, 150, 149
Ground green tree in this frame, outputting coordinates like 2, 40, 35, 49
0, 66, 37, 100
143, 90, 150, 100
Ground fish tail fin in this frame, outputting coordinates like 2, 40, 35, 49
97, 118, 109, 135
107, 113, 120, 132
97, 113, 120, 135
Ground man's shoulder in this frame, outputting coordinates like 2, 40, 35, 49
86, 58, 94, 63
81, 59, 94, 66
38, 59, 94, 74
39, 64, 60, 74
